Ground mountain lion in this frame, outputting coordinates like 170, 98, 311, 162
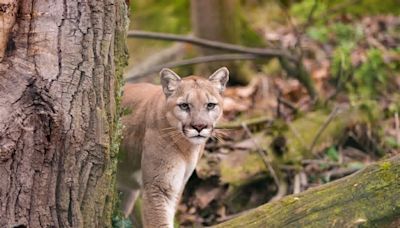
118, 67, 229, 227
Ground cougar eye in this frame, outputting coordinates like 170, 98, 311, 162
206, 103, 217, 110
178, 103, 190, 111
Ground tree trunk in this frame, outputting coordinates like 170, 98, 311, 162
190, 0, 250, 85
0, 0, 128, 227
214, 155, 400, 227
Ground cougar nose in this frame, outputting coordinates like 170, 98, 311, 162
191, 124, 207, 132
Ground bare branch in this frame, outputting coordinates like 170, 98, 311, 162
127, 30, 297, 62
124, 43, 185, 80
309, 107, 340, 153
124, 54, 260, 82
126, 30, 318, 99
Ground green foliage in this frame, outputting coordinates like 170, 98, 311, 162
330, 44, 354, 80
347, 162, 365, 170
283, 110, 351, 162
385, 137, 400, 149
330, 0, 400, 16
290, 0, 327, 25
331, 23, 363, 44
291, 0, 400, 25
352, 49, 391, 97
330, 41, 354, 79
352, 99, 382, 123
387, 94, 400, 116
312, 23, 365, 98
295, 0, 400, 158
326, 23, 397, 100
332, 47, 399, 100
307, 26, 329, 43
325, 147, 339, 162
238, 7, 265, 47
240, 18, 265, 47
293, 0, 399, 102
112, 215, 133, 228
308, 22, 363, 44
130, 0, 190, 34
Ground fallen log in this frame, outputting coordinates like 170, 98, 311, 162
214, 155, 400, 227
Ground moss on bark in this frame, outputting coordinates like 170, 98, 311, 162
214, 156, 400, 227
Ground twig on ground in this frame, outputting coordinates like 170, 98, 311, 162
301, 159, 340, 166
216, 208, 252, 223
324, 167, 361, 180
309, 107, 340, 153
326, 52, 353, 102
288, 123, 307, 149
293, 173, 301, 194
278, 96, 298, 113
269, 180, 288, 202
300, 171, 308, 190
395, 112, 399, 144
241, 123, 280, 188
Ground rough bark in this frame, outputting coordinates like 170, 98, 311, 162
214, 155, 400, 227
0, 0, 128, 227
0, 0, 18, 61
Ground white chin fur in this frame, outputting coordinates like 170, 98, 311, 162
185, 128, 211, 138
184, 128, 211, 144
188, 136, 208, 145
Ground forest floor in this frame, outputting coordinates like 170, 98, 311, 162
175, 14, 400, 227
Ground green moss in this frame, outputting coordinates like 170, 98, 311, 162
280, 196, 300, 207
220, 151, 267, 186
110, 1, 129, 225
380, 161, 391, 171
216, 157, 400, 227
283, 110, 341, 162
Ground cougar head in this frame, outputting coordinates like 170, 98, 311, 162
160, 67, 229, 144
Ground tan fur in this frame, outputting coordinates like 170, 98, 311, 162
118, 68, 229, 228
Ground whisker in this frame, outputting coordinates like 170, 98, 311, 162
215, 128, 237, 133
160, 130, 179, 135
214, 135, 223, 142
210, 132, 223, 142
214, 130, 229, 137
160, 129, 184, 139
160, 127, 176, 131
214, 130, 232, 139
165, 134, 184, 149
161, 132, 181, 138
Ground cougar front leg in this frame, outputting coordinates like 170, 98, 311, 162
141, 162, 185, 228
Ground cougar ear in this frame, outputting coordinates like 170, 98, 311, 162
209, 67, 229, 93
160, 68, 181, 97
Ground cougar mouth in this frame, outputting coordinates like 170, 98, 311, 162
192, 135, 206, 139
